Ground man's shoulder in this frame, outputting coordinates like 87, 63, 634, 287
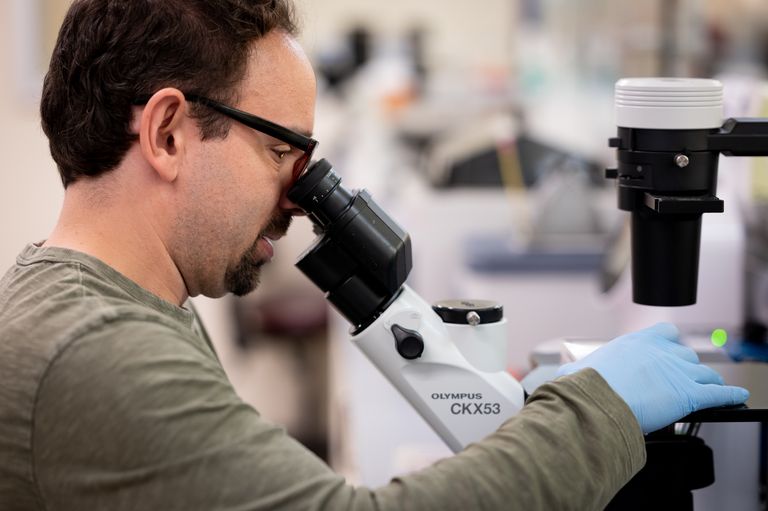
64, 307, 209, 363
0, 248, 208, 413
0, 244, 200, 356
0, 281, 199, 407
0, 253, 216, 498
0, 262, 191, 353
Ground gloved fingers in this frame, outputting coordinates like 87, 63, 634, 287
679, 361, 725, 385
637, 322, 680, 342
657, 340, 700, 364
693, 384, 750, 411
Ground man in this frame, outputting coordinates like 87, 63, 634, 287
0, 1, 749, 510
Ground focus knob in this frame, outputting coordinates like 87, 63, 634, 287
391, 324, 424, 360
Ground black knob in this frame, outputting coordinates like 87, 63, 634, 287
391, 324, 424, 360
432, 299, 503, 325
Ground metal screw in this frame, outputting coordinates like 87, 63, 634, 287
674, 154, 690, 168
466, 311, 481, 326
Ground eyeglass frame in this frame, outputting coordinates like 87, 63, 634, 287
133, 92, 318, 181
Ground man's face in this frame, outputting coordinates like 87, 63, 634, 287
173, 31, 317, 298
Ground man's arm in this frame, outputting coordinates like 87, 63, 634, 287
32, 320, 642, 511
372, 369, 644, 510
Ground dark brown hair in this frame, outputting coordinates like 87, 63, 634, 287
40, 0, 298, 188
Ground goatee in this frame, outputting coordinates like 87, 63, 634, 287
224, 212, 293, 296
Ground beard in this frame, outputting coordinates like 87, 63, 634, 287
224, 211, 293, 296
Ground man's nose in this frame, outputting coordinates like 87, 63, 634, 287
278, 189, 306, 216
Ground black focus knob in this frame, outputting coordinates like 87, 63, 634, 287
391, 324, 424, 360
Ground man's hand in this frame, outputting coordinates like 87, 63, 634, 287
557, 323, 750, 434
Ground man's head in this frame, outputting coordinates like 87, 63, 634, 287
41, 0, 299, 188
41, 0, 317, 299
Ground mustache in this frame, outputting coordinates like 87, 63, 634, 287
260, 211, 293, 239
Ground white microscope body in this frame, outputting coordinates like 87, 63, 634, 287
352, 286, 524, 452
287, 159, 525, 453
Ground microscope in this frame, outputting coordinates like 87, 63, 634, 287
287, 78, 767, 508
286, 159, 525, 453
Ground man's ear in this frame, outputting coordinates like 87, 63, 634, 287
138, 88, 189, 183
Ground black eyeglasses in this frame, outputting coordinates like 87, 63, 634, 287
134, 93, 318, 181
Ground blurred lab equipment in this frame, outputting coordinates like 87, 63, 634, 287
315, 26, 373, 94
390, 101, 621, 389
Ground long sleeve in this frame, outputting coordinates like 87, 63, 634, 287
373, 368, 646, 510
32, 318, 644, 511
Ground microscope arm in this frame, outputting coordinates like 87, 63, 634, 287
708, 118, 768, 156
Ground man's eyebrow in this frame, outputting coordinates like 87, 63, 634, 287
263, 128, 313, 145
292, 127, 313, 138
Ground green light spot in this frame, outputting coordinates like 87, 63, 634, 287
711, 328, 728, 348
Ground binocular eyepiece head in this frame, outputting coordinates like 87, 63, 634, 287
287, 159, 412, 330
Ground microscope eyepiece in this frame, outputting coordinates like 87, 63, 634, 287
288, 159, 412, 330
287, 159, 354, 228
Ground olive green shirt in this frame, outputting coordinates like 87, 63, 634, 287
0, 244, 645, 510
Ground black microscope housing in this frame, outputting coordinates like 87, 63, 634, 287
287, 159, 412, 331
607, 118, 768, 306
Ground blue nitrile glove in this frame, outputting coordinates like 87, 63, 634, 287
557, 323, 750, 434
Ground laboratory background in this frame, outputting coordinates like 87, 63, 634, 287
1, 0, 767, 509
